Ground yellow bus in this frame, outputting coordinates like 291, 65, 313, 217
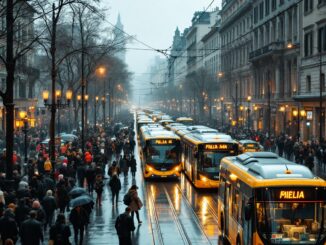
218, 152, 326, 245
139, 126, 181, 179
180, 130, 238, 188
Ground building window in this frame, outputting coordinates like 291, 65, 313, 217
259, 2, 264, 20
322, 74, 325, 92
304, 31, 313, 56
304, 0, 313, 13
318, 26, 326, 52
318, 0, 326, 6
272, 0, 276, 10
265, 0, 270, 15
254, 7, 258, 23
306, 75, 311, 92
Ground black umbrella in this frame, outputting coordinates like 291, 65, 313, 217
69, 187, 88, 198
70, 195, 94, 208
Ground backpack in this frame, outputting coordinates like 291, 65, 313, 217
123, 193, 131, 205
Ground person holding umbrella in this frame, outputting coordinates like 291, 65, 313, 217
69, 205, 88, 245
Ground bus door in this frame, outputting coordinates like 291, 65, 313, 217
223, 181, 231, 237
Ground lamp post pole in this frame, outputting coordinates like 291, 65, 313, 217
23, 118, 28, 164
94, 96, 98, 129
102, 96, 106, 126
319, 51, 323, 143
220, 97, 224, 129
247, 96, 251, 130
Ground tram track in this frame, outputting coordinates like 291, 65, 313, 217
146, 182, 191, 245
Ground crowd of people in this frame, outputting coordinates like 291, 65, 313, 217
0, 115, 141, 245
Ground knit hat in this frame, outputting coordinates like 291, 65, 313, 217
46, 190, 53, 196
58, 174, 64, 180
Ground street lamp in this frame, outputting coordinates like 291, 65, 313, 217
220, 97, 224, 129
239, 105, 244, 127
247, 96, 251, 129
19, 111, 28, 165
42, 89, 72, 166
292, 107, 306, 141
279, 105, 286, 134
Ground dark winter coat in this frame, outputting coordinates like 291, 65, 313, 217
69, 207, 88, 228
115, 212, 135, 240
129, 158, 137, 173
49, 222, 71, 245
20, 218, 43, 245
0, 215, 19, 243
42, 195, 57, 215
109, 175, 121, 193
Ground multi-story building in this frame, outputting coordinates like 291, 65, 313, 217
219, 0, 253, 128
168, 27, 187, 87
0, 1, 38, 131
201, 13, 221, 122
250, 0, 302, 137
186, 10, 219, 75
294, 0, 326, 140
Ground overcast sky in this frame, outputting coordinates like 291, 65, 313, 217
104, 0, 222, 76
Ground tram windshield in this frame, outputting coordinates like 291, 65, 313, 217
146, 142, 179, 164
201, 152, 229, 173
255, 188, 326, 244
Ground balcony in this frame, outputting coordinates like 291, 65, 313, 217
249, 41, 284, 61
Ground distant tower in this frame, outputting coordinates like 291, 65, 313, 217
114, 13, 126, 62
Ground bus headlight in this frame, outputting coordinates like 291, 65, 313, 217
175, 166, 179, 171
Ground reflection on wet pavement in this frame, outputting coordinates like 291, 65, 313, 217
84, 121, 220, 245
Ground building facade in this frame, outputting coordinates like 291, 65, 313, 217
294, 0, 326, 141
0, 1, 38, 131
219, 0, 253, 128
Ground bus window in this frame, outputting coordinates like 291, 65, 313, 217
219, 177, 226, 201
256, 201, 326, 243
232, 188, 240, 222
201, 152, 228, 173
147, 144, 179, 164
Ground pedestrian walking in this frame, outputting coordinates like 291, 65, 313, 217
31, 200, 46, 230
56, 178, 70, 213
129, 155, 137, 178
42, 190, 57, 231
0, 209, 18, 245
94, 174, 104, 206
119, 155, 129, 177
69, 206, 88, 245
127, 185, 143, 224
115, 207, 135, 245
108, 161, 121, 177
85, 163, 96, 194
109, 174, 121, 205
20, 210, 44, 245
49, 213, 71, 245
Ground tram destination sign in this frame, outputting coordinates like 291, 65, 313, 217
151, 139, 175, 145
256, 188, 325, 202
204, 143, 233, 151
